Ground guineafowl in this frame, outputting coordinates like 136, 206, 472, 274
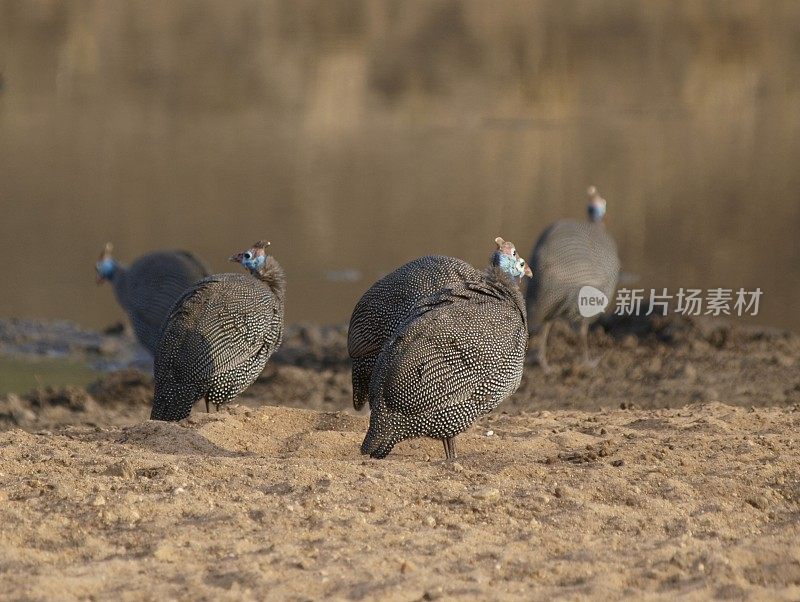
150, 241, 285, 421
96, 243, 210, 355
348, 256, 483, 410
525, 186, 620, 371
361, 238, 531, 460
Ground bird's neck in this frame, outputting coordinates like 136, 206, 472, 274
252, 256, 286, 299
484, 264, 522, 291
104, 260, 126, 281
587, 209, 606, 224
483, 265, 527, 324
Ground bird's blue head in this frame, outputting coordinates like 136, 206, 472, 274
95, 242, 117, 284
587, 186, 607, 223
230, 240, 270, 274
492, 237, 533, 280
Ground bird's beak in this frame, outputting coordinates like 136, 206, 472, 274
229, 252, 244, 264
524, 265, 533, 278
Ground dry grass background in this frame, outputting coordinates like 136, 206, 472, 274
0, 0, 799, 329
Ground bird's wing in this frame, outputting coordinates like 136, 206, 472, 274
347, 256, 484, 359
175, 250, 212, 278
375, 287, 524, 417
347, 293, 384, 359
123, 254, 205, 340
156, 275, 278, 384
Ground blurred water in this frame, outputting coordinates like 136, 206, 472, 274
0, 356, 99, 394
1, 1, 798, 330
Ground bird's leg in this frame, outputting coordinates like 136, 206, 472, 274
205, 399, 210, 413
442, 437, 457, 461
580, 321, 600, 369
537, 321, 553, 373
215, 403, 220, 412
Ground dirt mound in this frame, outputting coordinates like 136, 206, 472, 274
0, 318, 113, 356
510, 315, 800, 412
0, 370, 153, 431
1, 403, 798, 599
272, 322, 350, 368
0, 318, 151, 370
251, 364, 351, 411
3, 314, 800, 433
87, 369, 153, 406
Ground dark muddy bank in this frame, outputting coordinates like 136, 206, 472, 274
1, 316, 797, 433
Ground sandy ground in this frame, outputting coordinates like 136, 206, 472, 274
1, 404, 799, 600
1, 315, 799, 599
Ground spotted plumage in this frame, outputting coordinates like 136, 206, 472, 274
348, 255, 483, 411
361, 238, 531, 460
150, 241, 285, 421
525, 186, 620, 370
96, 243, 210, 355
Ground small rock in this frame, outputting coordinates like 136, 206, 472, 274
104, 460, 134, 479
91, 495, 106, 506
679, 363, 697, 381
11, 407, 37, 423
646, 356, 662, 375
400, 560, 416, 574
117, 507, 140, 523
152, 542, 177, 562
746, 495, 769, 510
250, 509, 267, 523
611, 459, 625, 467
485, 430, 494, 437
472, 487, 500, 501
423, 515, 436, 527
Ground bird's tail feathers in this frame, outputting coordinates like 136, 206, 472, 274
360, 412, 409, 459
150, 379, 199, 422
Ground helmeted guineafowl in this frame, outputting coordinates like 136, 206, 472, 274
525, 186, 620, 371
96, 243, 210, 355
348, 256, 483, 410
150, 240, 285, 421
361, 237, 532, 460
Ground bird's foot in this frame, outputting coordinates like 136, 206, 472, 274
442, 437, 457, 461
